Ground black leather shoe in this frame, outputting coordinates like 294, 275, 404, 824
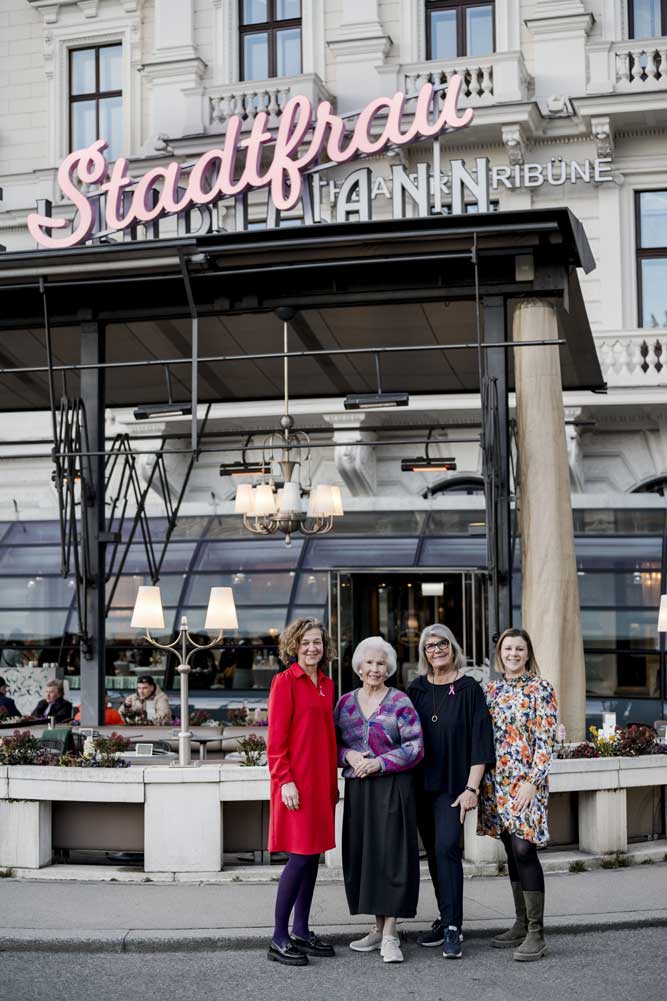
290, 933, 336, 957
267, 940, 309, 966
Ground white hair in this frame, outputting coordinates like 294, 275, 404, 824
417, 623, 466, 675
351, 636, 398, 678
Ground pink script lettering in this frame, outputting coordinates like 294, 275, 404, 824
27, 79, 474, 248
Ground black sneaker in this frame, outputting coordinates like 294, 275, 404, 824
443, 926, 463, 959
417, 919, 445, 947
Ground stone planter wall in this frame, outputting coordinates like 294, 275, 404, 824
0, 758, 665, 873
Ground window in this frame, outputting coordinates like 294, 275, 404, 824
629, 0, 667, 39
240, 0, 302, 81
69, 44, 122, 160
636, 191, 667, 327
426, 1, 495, 60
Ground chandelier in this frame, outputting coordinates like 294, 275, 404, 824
232, 312, 344, 544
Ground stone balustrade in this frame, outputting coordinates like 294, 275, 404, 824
594, 331, 667, 386
1, 756, 665, 874
401, 52, 533, 108
208, 73, 333, 131
615, 40, 667, 90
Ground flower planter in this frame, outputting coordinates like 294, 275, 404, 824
0, 757, 665, 872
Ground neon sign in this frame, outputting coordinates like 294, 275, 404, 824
27, 77, 474, 249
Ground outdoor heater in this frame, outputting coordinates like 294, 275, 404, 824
130, 584, 238, 766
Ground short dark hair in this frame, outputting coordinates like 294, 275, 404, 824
137, 675, 156, 688
0, 677, 6, 688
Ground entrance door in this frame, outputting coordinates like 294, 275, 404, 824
331, 571, 487, 695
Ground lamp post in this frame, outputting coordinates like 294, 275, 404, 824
130, 585, 238, 766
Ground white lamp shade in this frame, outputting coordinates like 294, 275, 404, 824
659, 594, 667, 632
254, 483, 276, 516
204, 586, 238, 630
278, 480, 301, 514
234, 483, 254, 514
330, 485, 344, 516
308, 484, 334, 517
130, 585, 165, 630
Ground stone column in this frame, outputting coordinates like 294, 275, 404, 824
512, 299, 586, 740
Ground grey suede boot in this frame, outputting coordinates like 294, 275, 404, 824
513, 891, 546, 961
491, 882, 527, 948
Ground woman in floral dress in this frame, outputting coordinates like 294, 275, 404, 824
478, 628, 558, 962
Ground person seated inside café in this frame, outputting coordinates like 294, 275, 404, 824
119, 674, 172, 724
31, 679, 73, 723
0, 677, 21, 718
73, 691, 123, 725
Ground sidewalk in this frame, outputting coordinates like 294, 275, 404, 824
1, 851, 666, 952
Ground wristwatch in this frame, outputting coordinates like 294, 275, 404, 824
465, 785, 479, 796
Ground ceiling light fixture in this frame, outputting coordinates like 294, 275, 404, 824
401, 457, 457, 473
219, 461, 270, 477
233, 309, 344, 545
133, 365, 191, 421
344, 353, 409, 410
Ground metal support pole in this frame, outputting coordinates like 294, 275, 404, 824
80, 319, 106, 726
178, 616, 192, 767
481, 296, 512, 656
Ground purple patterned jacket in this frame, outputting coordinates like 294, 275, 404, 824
334, 688, 424, 777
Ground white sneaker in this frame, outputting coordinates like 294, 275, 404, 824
350, 929, 383, 952
382, 936, 404, 963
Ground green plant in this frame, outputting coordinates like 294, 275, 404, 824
93, 731, 132, 766
237, 733, 266, 766
189, 709, 211, 726
0, 867, 16, 878
227, 706, 249, 727
569, 860, 587, 873
600, 852, 631, 869
640, 857, 655, 865
0, 730, 53, 766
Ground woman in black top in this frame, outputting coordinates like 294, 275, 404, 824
407, 624, 495, 960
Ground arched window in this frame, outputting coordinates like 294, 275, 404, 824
422, 475, 485, 498
632, 476, 667, 497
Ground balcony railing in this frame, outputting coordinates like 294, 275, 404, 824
595, 331, 667, 386
401, 51, 533, 108
615, 38, 667, 90
209, 73, 333, 131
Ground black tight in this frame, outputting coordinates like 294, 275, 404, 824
499, 829, 545, 893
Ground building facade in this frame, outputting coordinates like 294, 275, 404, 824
1, 0, 667, 726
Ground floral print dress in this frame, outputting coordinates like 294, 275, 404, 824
477, 673, 558, 846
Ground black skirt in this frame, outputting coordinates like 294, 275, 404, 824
342, 771, 420, 918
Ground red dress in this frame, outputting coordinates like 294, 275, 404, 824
267, 662, 338, 854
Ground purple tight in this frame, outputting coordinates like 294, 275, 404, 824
273, 852, 321, 946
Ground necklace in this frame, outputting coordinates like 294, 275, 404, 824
429, 671, 459, 722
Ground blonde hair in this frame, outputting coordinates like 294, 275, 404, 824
494, 628, 541, 677
279, 618, 335, 669
418, 623, 466, 675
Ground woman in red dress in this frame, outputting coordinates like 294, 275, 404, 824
267, 617, 338, 967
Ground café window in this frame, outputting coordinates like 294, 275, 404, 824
629, 0, 667, 39
69, 44, 122, 160
426, 1, 495, 60
240, 0, 302, 81
636, 190, 667, 327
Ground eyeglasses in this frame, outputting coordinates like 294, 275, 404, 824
424, 639, 450, 655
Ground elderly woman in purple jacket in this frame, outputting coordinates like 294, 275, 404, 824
335, 636, 424, 964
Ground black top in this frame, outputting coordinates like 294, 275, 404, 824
407, 674, 495, 795
0, 693, 20, 717
31, 697, 73, 723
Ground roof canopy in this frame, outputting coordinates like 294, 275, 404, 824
0, 209, 603, 412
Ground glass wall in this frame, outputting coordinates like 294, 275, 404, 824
1, 509, 665, 707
